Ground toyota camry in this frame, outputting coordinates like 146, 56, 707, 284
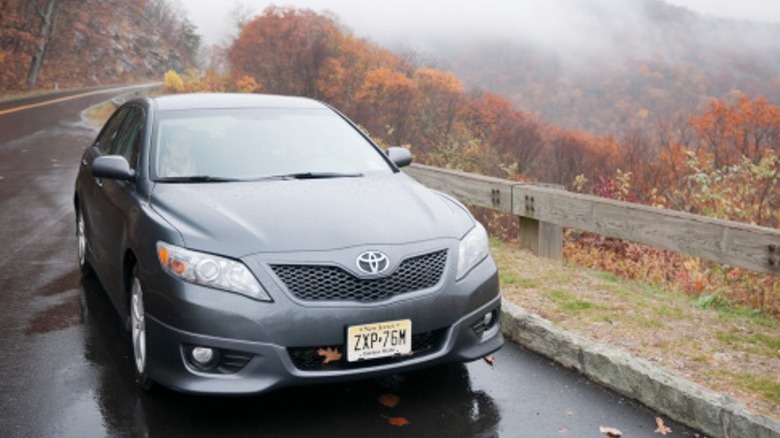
74, 93, 503, 394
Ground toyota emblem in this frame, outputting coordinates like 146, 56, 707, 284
356, 251, 390, 275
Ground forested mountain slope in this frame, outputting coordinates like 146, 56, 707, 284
0, 0, 199, 92
437, 0, 780, 134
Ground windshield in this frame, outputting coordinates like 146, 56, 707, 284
152, 107, 394, 181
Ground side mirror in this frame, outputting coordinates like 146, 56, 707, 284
92, 155, 135, 181
387, 147, 412, 168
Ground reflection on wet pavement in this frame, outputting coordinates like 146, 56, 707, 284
38, 269, 81, 297
25, 268, 82, 335
25, 293, 81, 335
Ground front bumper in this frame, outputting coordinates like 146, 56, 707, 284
145, 294, 503, 394
140, 243, 503, 394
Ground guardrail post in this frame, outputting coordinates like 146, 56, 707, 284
516, 184, 563, 261
519, 217, 563, 261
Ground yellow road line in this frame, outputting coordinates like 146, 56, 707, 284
0, 85, 150, 116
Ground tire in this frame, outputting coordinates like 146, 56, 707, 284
130, 268, 154, 390
76, 208, 93, 276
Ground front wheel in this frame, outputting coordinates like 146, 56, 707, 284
130, 270, 153, 390
76, 209, 93, 276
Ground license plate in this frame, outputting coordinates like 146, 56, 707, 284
347, 319, 412, 362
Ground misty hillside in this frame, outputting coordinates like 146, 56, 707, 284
435, 0, 780, 134
0, 0, 198, 92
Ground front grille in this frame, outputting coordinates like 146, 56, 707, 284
288, 328, 447, 371
271, 250, 447, 302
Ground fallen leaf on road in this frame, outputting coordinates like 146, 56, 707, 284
382, 415, 410, 427
316, 347, 342, 364
483, 354, 495, 366
599, 425, 622, 437
378, 393, 400, 408
654, 417, 672, 435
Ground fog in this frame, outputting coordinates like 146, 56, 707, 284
184, 0, 780, 51
180, 0, 780, 133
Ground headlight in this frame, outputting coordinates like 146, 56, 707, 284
157, 242, 271, 301
456, 222, 489, 280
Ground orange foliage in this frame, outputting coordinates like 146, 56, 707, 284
1, 0, 196, 93
229, 6, 343, 98
318, 35, 404, 115
356, 68, 419, 144
689, 94, 780, 167
412, 68, 465, 150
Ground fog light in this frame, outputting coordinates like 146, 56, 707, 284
484, 311, 495, 327
191, 347, 215, 365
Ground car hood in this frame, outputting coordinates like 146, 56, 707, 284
150, 173, 474, 256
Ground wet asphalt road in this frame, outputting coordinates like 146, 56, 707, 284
0, 88, 702, 437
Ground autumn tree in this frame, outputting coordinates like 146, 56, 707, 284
461, 92, 547, 178
0, 0, 32, 89
544, 129, 592, 185
490, 108, 545, 177
0, 0, 65, 89
229, 6, 343, 98
25, 0, 64, 87
736, 96, 780, 159
411, 68, 466, 151
355, 68, 420, 145
689, 94, 780, 167
0, 0, 198, 92
318, 35, 404, 116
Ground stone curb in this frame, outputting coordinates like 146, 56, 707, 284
501, 299, 780, 438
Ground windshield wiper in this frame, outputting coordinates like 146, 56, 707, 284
259, 172, 364, 180
159, 172, 364, 183
157, 175, 242, 183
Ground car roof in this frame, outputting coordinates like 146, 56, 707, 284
150, 93, 326, 112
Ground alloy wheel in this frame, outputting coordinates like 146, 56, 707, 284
131, 276, 146, 375
77, 210, 87, 268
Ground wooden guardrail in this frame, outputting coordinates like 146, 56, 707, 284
405, 164, 780, 277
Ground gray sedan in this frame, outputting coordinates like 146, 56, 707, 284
74, 93, 503, 394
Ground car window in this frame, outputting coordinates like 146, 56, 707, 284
152, 107, 394, 180
111, 106, 144, 170
95, 107, 129, 155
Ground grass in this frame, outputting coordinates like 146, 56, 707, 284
595, 271, 620, 282
545, 289, 600, 314
492, 239, 780, 419
715, 331, 780, 359
653, 305, 686, 320
707, 370, 780, 408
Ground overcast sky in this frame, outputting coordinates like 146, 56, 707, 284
183, 0, 780, 47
